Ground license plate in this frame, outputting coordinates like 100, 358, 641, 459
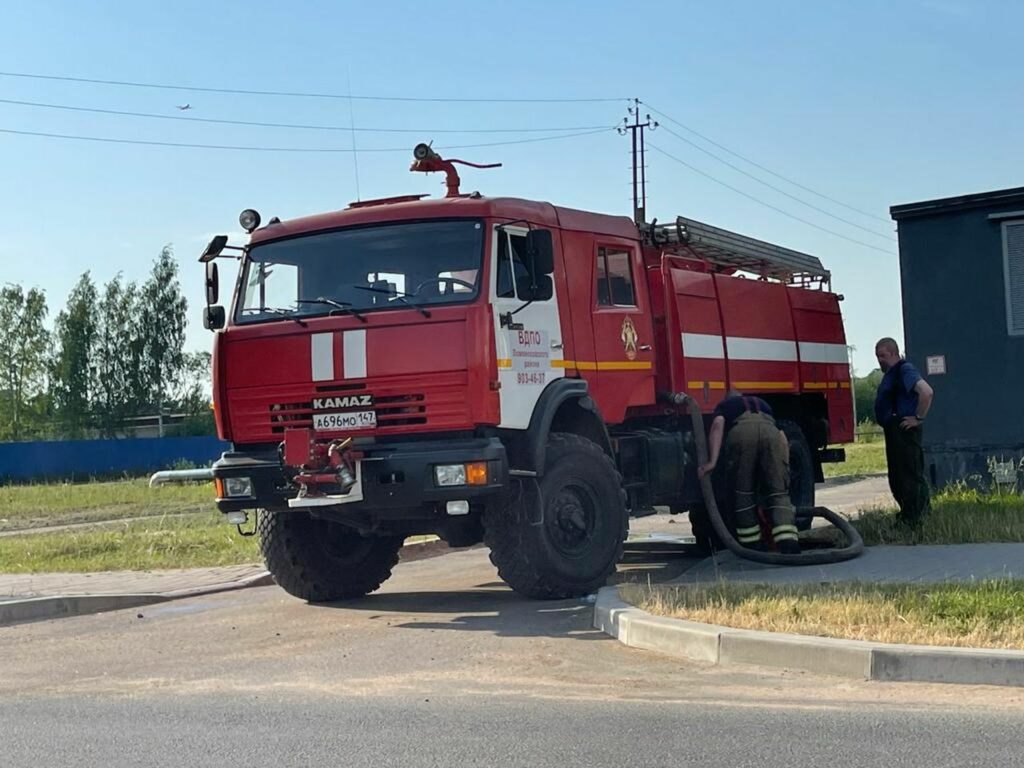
313, 410, 377, 432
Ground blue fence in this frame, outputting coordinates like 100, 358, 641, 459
0, 436, 230, 482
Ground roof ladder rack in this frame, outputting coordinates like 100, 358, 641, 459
641, 215, 830, 286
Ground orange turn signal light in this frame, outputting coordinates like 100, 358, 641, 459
214, 477, 224, 498
465, 462, 488, 486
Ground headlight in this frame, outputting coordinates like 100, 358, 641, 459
224, 476, 254, 497
434, 464, 466, 487
434, 462, 488, 487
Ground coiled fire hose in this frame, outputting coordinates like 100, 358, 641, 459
683, 393, 864, 565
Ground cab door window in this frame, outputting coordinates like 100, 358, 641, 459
496, 230, 534, 299
596, 247, 636, 306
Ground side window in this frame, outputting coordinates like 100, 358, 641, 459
596, 247, 636, 306
496, 230, 531, 299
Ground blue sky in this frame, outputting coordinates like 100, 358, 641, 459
1, 0, 1020, 375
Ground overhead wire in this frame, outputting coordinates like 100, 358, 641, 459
0, 125, 616, 153
0, 71, 626, 103
641, 100, 890, 224
647, 142, 896, 256
654, 123, 894, 241
0, 97, 612, 134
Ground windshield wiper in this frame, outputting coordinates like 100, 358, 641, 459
296, 297, 368, 323
241, 306, 308, 327
353, 286, 431, 318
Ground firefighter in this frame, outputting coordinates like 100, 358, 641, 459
698, 392, 800, 554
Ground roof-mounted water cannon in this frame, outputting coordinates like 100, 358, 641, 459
410, 142, 502, 198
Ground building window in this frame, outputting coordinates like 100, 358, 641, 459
1005, 221, 1024, 336
596, 247, 636, 306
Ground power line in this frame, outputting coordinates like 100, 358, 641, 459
647, 142, 896, 256
656, 124, 895, 241
641, 101, 890, 224
0, 71, 626, 103
0, 97, 612, 134
0, 126, 615, 153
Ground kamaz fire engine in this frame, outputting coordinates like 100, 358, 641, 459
199, 144, 852, 601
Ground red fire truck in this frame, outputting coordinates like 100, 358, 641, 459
199, 145, 852, 601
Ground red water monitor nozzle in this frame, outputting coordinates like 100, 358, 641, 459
410, 143, 502, 198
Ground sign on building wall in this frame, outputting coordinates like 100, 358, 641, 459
926, 355, 946, 375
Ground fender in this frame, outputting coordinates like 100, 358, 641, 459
499, 379, 613, 475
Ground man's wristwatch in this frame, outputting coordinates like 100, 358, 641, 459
915, 415, 925, 421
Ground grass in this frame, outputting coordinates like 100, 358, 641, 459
621, 579, 1024, 649
823, 441, 886, 479
0, 478, 215, 532
854, 485, 1024, 546
0, 512, 261, 573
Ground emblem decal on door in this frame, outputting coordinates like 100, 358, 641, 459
621, 317, 638, 361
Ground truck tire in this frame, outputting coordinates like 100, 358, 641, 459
258, 510, 403, 602
778, 419, 816, 530
484, 433, 628, 600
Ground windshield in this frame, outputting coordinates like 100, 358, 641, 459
236, 219, 484, 323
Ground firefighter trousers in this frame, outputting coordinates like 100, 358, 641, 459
724, 412, 798, 546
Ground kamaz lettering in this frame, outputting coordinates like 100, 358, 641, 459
313, 395, 374, 410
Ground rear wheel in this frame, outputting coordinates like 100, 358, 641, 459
778, 419, 816, 530
258, 510, 403, 602
484, 433, 628, 599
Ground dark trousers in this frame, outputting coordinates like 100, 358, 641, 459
883, 420, 931, 524
724, 412, 797, 545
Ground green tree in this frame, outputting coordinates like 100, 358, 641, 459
0, 285, 51, 440
52, 272, 98, 438
853, 369, 884, 426
136, 246, 188, 419
92, 275, 140, 437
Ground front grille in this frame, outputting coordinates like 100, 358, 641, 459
230, 371, 471, 442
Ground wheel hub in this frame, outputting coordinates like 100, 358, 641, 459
547, 484, 596, 555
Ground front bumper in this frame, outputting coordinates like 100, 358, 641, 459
212, 437, 508, 520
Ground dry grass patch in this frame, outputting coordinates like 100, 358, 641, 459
621, 579, 1024, 650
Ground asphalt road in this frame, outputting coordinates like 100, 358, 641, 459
2, 543, 1022, 767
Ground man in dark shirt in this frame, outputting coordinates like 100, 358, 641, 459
874, 337, 934, 526
698, 391, 800, 554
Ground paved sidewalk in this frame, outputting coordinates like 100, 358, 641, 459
0, 564, 268, 600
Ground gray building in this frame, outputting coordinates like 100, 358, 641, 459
890, 186, 1024, 489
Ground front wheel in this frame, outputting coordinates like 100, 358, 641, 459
258, 510, 403, 602
484, 433, 628, 599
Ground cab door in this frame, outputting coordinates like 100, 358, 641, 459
589, 240, 656, 420
491, 225, 565, 429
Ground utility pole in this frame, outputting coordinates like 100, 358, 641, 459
618, 98, 657, 225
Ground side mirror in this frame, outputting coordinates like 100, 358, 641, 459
205, 261, 219, 305
203, 305, 226, 331
525, 229, 554, 276
200, 235, 229, 263
518, 274, 553, 302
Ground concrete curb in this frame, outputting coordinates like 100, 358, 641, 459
0, 536, 463, 628
0, 571, 274, 628
594, 586, 1024, 687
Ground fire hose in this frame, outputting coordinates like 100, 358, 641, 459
682, 393, 864, 565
